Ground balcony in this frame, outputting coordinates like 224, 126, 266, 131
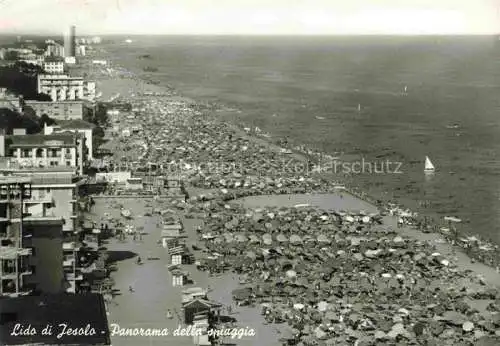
63, 256, 75, 267
62, 242, 75, 251
0, 267, 32, 280
65, 272, 83, 281
62, 242, 80, 251
0, 247, 32, 259
1, 288, 33, 298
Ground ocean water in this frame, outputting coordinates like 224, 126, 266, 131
104, 35, 500, 244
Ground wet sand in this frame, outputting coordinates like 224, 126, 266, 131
89, 197, 284, 346
89, 198, 196, 346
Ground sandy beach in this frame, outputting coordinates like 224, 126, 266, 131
87, 190, 500, 345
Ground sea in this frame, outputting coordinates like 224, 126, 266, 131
103, 35, 500, 245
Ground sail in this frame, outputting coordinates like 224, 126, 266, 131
424, 156, 435, 171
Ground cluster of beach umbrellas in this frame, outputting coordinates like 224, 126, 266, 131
193, 203, 500, 345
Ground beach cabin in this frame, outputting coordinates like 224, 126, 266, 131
182, 299, 222, 325
182, 288, 208, 304
125, 177, 143, 190
172, 271, 184, 287
171, 254, 182, 265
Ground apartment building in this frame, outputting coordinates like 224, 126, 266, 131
24, 100, 83, 120
0, 164, 84, 293
37, 74, 96, 101
0, 176, 66, 297
18, 53, 44, 66
3, 131, 86, 176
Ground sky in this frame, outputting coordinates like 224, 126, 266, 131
0, 0, 499, 35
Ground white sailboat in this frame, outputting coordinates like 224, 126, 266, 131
357, 104, 361, 112
404, 85, 408, 94
424, 156, 435, 174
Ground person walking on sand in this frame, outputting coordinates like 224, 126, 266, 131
166, 309, 173, 319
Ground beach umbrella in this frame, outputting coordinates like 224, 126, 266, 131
276, 234, 288, 243
293, 303, 305, 310
263, 234, 273, 245
248, 235, 261, 244
235, 234, 248, 243
345, 215, 355, 223
290, 235, 302, 244
317, 301, 329, 312
317, 234, 330, 243
224, 233, 234, 243
246, 251, 257, 260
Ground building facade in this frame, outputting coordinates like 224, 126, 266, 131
0, 177, 33, 297
2, 132, 86, 176
24, 100, 84, 120
37, 74, 95, 101
10, 168, 82, 293
45, 41, 65, 58
18, 53, 44, 66
76, 45, 86, 56
43, 60, 64, 74
45, 120, 95, 159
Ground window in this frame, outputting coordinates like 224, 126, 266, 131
66, 161, 71, 166
36, 149, 43, 158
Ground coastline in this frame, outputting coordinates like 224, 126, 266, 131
83, 48, 500, 344
90, 46, 500, 270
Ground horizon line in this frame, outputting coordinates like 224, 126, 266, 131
1, 32, 499, 37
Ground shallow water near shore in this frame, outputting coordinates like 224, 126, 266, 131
103, 35, 500, 245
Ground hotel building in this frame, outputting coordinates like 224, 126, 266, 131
37, 74, 96, 102
2, 130, 86, 176
45, 120, 95, 160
